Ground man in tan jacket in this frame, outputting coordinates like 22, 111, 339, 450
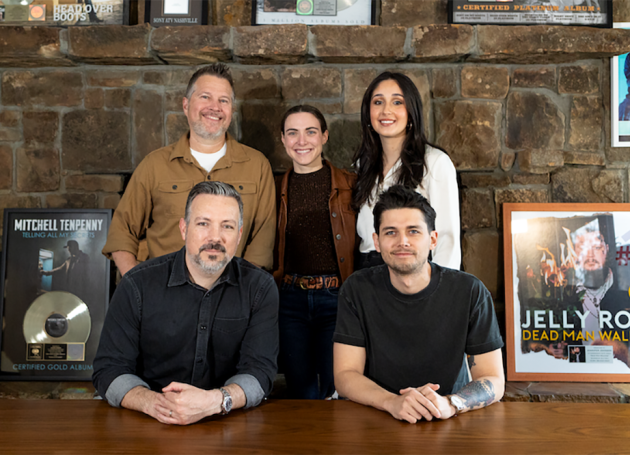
103, 63, 276, 274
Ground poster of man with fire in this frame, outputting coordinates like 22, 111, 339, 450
509, 208, 630, 378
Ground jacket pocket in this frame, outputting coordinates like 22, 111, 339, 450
155, 180, 194, 217
231, 182, 257, 195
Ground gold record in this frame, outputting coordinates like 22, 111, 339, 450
337, 0, 359, 11
23, 291, 91, 344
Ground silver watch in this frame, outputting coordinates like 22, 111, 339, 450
449, 394, 465, 413
219, 387, 232, 415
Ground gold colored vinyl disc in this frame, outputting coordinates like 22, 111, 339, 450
23, 291, 91, 344
337, 0, 359, 11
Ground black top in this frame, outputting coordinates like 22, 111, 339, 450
334, 263, 504, 395
284, 166, 339, 276
93, 248, 279, 402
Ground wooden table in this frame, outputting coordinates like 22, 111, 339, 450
1, 399, 630, 454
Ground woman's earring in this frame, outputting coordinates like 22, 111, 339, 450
407, 122, 412, 130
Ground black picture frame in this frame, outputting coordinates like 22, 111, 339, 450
0, 209, 112, 381
448, 0, 612, 28
144, 0, 208, 27
252, 0, 375, 26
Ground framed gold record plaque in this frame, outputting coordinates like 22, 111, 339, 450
252, 0, 375, 25
0, 209, 112, 381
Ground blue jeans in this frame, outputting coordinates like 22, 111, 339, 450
279, 278, 339, 399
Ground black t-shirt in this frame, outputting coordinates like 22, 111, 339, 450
333, 263, 504, 395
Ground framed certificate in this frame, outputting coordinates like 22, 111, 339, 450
504, 203, 630, 382
0, 209, 112, 381
449, 0, 612, 28
252, 0, 375, 25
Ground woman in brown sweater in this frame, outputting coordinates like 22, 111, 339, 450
273, 105, 356, 399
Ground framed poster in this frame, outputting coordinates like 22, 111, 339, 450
612, 22, 630, 147
0, 209, 111, 381
0, 0, 129, 25
449, 0, 612, 27
504, 203, 630, 382
252, 0, 375, 25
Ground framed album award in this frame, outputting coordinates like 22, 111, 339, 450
449, 0, 612, 28
252, 0, 375, 25
0, 209, 112, 381
504, 203, 630, 382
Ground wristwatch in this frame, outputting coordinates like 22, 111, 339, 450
449, 394, 465, 414
219, 387, 232, 415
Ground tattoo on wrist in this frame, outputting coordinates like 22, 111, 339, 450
456, 379, 495, 410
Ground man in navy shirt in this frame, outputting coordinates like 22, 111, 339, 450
93, 181, 278, 425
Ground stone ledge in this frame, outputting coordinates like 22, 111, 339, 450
0, 24, 628, 67
310, 25, 407, 63
233, 24, 308, 65
0, 27, 73, 67
502, 382, 627, 403
411, 25, 475, 63
150, 26, 231, 65
475, 26, 630, 64
67, 24, 158, 65
0, 382, 95, 399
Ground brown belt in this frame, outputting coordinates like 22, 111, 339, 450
283, 274, 340, 290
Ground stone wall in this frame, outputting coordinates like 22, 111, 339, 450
2, 22, 630, 315
2, 0, 630, 399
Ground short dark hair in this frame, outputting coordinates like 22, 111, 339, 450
373, 185, 436, 234
280, 104, 328, 134
185, 63, 235, 101
184, 181, 243, 228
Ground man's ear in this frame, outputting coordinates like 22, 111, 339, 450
373, 232, 381, 253
429, 230, 438, 251
179, 218, 187, 242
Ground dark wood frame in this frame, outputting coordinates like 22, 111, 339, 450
503, 202, 630, 382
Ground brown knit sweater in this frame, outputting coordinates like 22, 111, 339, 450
284, 166, 340, 277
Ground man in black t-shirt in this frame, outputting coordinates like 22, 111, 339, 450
333, 185, 504, 423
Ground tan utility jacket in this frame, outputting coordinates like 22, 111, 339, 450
103, 133, 276, 269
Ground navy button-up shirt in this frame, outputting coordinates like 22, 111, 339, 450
93, 247, 279, 408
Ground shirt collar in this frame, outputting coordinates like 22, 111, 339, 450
168, 246, 240, 289
168, 132, 248, 166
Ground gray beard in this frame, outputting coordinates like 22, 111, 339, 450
190, 120, 227, 142
192, 252, 230, 274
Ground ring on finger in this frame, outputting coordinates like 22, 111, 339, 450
169, 410, 172, 417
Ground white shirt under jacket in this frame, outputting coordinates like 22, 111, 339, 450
356, 145, 461, 270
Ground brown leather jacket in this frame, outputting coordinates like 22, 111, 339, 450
273, 160, 357, 286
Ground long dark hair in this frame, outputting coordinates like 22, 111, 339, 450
351, 71, 442, 211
